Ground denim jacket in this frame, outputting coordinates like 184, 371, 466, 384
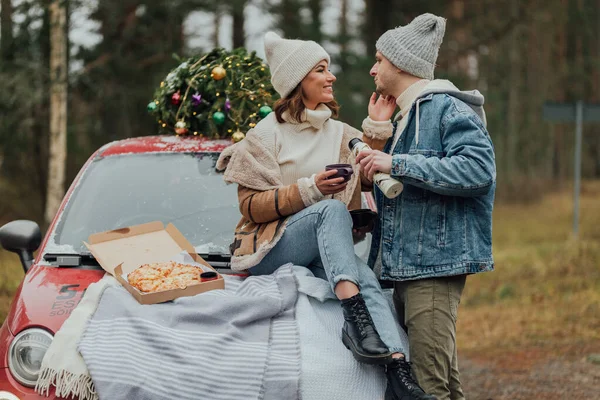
366, 81, 496, 281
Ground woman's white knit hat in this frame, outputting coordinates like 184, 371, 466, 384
263, 31, 330, 98
376, 13, 446, 80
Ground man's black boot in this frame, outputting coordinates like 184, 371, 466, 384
385, 357, 437, 400
340, 293, 392, 364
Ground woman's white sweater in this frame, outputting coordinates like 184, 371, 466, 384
251, 103, 344, 205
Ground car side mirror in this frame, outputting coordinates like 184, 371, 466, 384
0, 220, 42, 273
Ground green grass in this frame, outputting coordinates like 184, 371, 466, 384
458, 180, 600, 354
0, 250, 24, 321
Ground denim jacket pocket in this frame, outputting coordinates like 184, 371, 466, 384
437, 197, 446, 247
400, 183, 425, 201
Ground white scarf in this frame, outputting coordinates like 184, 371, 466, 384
35, 274, 117, 400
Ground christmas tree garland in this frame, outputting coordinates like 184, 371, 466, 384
148, 48, 279, 141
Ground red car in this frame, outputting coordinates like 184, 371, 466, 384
0, 136, 243, 399
0, 135, 375, 400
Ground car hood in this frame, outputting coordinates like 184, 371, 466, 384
7, 264, 105, 335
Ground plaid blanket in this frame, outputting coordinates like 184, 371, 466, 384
78, 264, 299, 400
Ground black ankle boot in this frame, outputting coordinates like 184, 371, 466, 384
385, 357, 437, 400
340, 293, 392, 364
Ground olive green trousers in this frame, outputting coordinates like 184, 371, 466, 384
393, 275, 467, 400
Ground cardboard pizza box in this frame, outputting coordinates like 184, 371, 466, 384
84, 221, 225, 304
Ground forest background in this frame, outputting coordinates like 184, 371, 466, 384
1, 0, 600, 220
1, 1, 599, 398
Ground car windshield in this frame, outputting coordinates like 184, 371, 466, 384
47, 152, 240, 255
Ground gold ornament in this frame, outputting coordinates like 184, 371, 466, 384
211, 66, 227, 80
175, 120, 189, 135
232, 131, 245, 143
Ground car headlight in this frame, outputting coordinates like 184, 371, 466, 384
7, 328, 53, 387
0, 391, 21, 400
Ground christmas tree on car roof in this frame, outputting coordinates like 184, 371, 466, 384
148, 48, 278, 142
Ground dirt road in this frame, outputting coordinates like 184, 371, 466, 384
460, 345, 600, 400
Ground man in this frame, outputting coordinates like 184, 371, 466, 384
356, 13, 496, 400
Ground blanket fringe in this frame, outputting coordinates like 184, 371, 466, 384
35, 368, 98, 400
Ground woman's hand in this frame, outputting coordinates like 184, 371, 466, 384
368, 93, 396, 121
316, 169, 347, 195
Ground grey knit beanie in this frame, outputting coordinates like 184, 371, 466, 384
263, 31, 331, 98
376, 13, 446, 80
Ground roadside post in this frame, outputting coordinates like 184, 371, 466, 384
542, 101, 600, 238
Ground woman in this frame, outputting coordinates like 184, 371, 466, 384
217, 32, 434, 400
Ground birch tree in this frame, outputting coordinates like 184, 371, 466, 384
45, 0, 68, 224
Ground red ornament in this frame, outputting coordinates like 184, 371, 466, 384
171, 92, 182, 105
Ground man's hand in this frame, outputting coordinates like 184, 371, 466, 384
355, 149, 393, 181
315, 169, 347, 195
368, 93, 396, 121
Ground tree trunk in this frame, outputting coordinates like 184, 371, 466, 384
0, 0, 13, 182
595, 0, 600, 176
363, 0, 394, 55
506, 0, 521, 176
0, 0, 13, 64
449, 0, 466, 77
525, 13, 539, 178
307, 0, 322, 43
213, 8, 221, 47
553, 0, 569, 180
31, 2, 52, 222
596, 0, 600, 103
338, 0, 349, 71
539, 6, 554, 179
279, 0, 304, 38
231, 0, 246, 49
45, 0, 68, 225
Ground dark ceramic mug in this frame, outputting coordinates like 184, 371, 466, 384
349, 209, 377, 231
325, 163, 354, 183
200, 271, 219, 282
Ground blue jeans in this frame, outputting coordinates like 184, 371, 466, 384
249, 199, 405, 354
